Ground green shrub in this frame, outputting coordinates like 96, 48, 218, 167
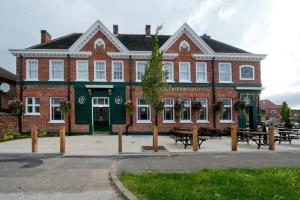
4, 131, 22, 139
3, 134, 14, 141
38, 129, 48, 137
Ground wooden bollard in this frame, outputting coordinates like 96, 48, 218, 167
118, 132, 122, 153
231, 126, 237, 151
60, 126, 65, 153
193, 126, 198, 151
153, 125, 158, 152
269, 126, 275, 151
31, 125, 38, 153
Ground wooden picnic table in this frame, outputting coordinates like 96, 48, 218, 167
170, 130, 206, 149
249, 132, 269, 149
276, 131, 298, 144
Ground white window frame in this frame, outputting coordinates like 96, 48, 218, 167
239, 65, 255, 80
162, 62, 174, 82
220, 98, 233, 123
179, 62, 191, 83
49, 97, 65, 123
196, 98, 208, 123
111, 60, 124, 82
218, 63, 232, 83
180, 98, 192, 123
163, 98, 175, 123
136, 98, 151, 123
26, 59, 38, 81
179, 40, 190, 51
49, 60, 64, 81
25, 97, 40, 115
136, 61, 147, 82
76, 60, 89, 81
196, 62, 207, 83
94, 60, 106, 81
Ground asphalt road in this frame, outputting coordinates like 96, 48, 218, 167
1, 151, 300, 199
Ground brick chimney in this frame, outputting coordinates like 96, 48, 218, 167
145, 25, 151, 37
113, 25, 118, 35
41, 30, 51, 44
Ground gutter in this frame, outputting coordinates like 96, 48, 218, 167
212, 57, 216, 128
19, 55, 23, 133
125, 55, 133, 135
67, 54, 71, 134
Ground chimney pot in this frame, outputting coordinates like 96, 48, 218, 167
145, 25, 151, 37
41, 30, 51, 44
113, 25, 118, 35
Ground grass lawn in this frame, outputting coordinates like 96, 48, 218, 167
118, 168, 300, 200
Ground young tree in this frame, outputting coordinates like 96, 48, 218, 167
141, 25, 167, 151
280, 101, 292, 128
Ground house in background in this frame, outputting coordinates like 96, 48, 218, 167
0, 67, 16, 113
259, 99, 281, 124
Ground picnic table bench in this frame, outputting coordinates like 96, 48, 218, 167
276, 130, 298, 144
199, 127, 222, 139
170, 128, 207, 149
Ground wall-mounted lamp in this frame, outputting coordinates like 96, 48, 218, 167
88, 88, 92, 95
108, 88, 112, 95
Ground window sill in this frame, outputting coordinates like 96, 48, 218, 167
180, 120, 192, 123
220, 120, 234, 124
76, 79, 89, 82
136, 120, 152, 124
219, 81, 233, 84
179, 81, 192, 83
94, 80, 107, 82
24, 113, 40, 116
240, 78, 255, 81
49, 79, 64, 81
111, 80, 124, 82
196, 81, 208, 83
163, 120, 176, 124
26, 79, 39, 81
197, 120, 209, 123
166, 80, 175, 83
49, 120, 65, 124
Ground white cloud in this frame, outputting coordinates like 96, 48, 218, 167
217, 6, 236, 20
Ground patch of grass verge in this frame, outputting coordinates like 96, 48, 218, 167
119, 168, 300, 200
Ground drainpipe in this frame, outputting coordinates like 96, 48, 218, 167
67, 54, 71, 134
212, 57, 216, 128
19, 55, 23, 133
125, 55, 133, 135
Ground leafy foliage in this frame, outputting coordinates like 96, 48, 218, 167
214, 100, 225, 115
8, 98, 22, 116
60, 97, 72, 114
280, 101, 292, 128
124, 100, 135, 115
234, 101, 247, 117
191, 99, 202, 112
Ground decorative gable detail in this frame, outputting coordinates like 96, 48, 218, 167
69, 20, 128, 52
160, 23, 214, 54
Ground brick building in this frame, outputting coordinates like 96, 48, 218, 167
259, 99, 281, 123
0, 67, 16, 113
9, 20, 266, 134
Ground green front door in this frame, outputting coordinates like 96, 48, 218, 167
92, 97, 109, 132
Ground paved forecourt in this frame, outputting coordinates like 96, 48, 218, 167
0, 135, 300, 155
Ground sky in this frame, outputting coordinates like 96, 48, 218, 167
0, 0, 299, 108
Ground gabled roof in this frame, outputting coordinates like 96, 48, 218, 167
260, 100, 281, 110
201, 36, 249, 53
0, 67, 16, 83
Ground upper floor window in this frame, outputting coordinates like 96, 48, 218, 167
220, 98, 232, 122
94, 60, 106, 81
196, 98, 208, 122
240, 65, 255, 80
163, 98, 175, 122
50, 97, 64, 123
136, 98, 151, 123
26, 60, 38, 81
219, 63, 232, 83
25, 97, 40, 115
49, 60, 64, 81
179, 40, 190, 51
136, 61, 147, 82
181, 98, 191, 122
179, 62, 191, 82
76, 60, 88, 81
196, 62, 207, 82
94, 38, 105, 49
162, 62, 174, 82
112, 61, 124, 81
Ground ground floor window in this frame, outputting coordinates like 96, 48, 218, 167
220, 98, 232, 122
197, 98, 208, 122
181, 98, 191, 122
50, 97, 64, 123
136, 98, 151, 123
25, 97, 40, 115
163, 98, 174, 122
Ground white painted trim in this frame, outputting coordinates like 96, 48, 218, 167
236, 87, 263, 91
218, 63, 232, 83
220, 98, 233, 122
180, 98, 192, 122
9, 49, 92, 57
179, 40, 190, 51
25, 97, 40, 115
49, 60, 64, 81
195, 98, 208, 121
196, 62, 207, 83
76, 60, 89, 81
94, 38, 105, 49
86, 85, 113, 89
163, 121, 176, 124
197, 120, 209, 123
160, 23, 214, 54
220, 120, 235, 124
69, 20, 128, 52
49, 97, 65, 123
94, 60, 107, 81
179, 62, 191, 82
180, 120, 193, 124
239, 65, 255, 80
162, 62, 174, 82
135, 61, 147, 82
91, 97, 110, 133
192, 53, 267, 61
25, 59, 39, 81
49, 120, 65, 124
111, 60, 124, 82
136, 98, 151, 123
